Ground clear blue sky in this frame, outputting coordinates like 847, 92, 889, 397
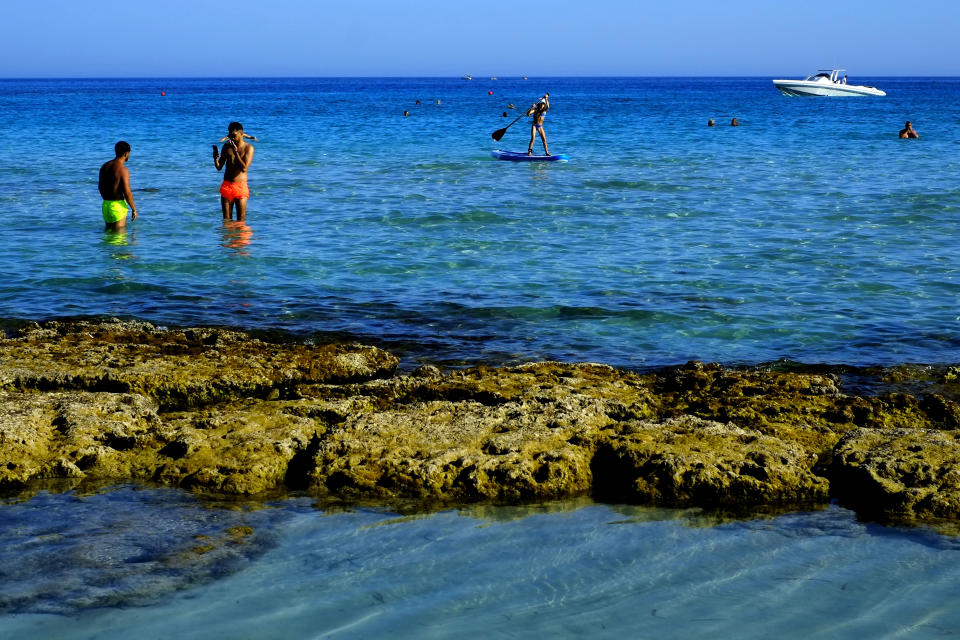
3, 0, 959, 77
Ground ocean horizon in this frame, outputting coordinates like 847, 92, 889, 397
4, 74, 960, 79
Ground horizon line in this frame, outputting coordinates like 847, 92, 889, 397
3, 74, 960, 81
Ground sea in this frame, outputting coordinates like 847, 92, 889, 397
1, 76, 960, 637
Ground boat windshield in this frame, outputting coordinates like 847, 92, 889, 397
804, 71, 843, 83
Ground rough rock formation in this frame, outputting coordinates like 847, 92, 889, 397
832, 427, 960, 521
3, 319, 960, 526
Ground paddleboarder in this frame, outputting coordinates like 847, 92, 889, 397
527, 93, 550, 156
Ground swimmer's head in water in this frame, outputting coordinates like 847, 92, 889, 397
227, 122, 244, 143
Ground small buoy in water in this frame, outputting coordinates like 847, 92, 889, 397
488, 90, 493, 95
161, 91, 166, 96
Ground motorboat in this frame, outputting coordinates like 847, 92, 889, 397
461, 74, 473, 80
772, 69, 885, 97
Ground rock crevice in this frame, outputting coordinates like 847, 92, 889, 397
3, 320, 960, 526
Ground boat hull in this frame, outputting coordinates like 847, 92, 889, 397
772, 80, 886, 97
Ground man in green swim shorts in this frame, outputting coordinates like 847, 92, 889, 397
98, 141, 138, 231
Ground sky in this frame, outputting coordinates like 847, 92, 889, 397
3, 0, 959, 77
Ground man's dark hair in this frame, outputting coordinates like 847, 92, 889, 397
228, 122, 244, 133
115, 141, 131, 157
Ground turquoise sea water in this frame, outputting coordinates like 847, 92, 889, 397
2, 76, 960, 367
3, 489, 960, 638
3, 77, 960, 634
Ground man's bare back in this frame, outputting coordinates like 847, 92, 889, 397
98, 159, 130, 201
98, 141, 137, 230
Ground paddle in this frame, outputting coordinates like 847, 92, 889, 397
491, 99, 539, 141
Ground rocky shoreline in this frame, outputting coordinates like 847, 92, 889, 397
3, 319, 960, 527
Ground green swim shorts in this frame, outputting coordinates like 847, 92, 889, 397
102, 200, 128, 224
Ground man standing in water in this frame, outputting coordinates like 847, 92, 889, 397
213, 122, 255, 220
98, 141, 138, 231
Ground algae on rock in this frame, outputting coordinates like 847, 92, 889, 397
4, 320, 960, 526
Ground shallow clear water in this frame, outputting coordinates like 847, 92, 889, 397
2, 487, 960, 639
4, 78, 960, 632
2, 77, 959, 367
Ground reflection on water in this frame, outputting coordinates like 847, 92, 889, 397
220, 220, 253, 256
103, 229, 128, 246
528, 161, 560, 183
101, 228, 137, 260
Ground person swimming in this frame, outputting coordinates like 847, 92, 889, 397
899, 121, 919, 139
219, 132, 257, 142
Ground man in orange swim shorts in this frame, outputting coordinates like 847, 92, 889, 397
213, 122, 255, 220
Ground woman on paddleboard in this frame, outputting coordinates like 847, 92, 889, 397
527, 93, 550, 156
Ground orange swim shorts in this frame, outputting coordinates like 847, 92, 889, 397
219, 180, 250, 201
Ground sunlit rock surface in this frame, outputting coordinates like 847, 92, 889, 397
3, 320, 960, 525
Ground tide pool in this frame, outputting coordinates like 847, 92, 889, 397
2, 488, 959, 639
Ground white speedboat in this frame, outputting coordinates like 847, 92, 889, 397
772, 69, 885, 97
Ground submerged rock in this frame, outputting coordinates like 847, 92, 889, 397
0, 485, 278, 614
3, 320, 960, 525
